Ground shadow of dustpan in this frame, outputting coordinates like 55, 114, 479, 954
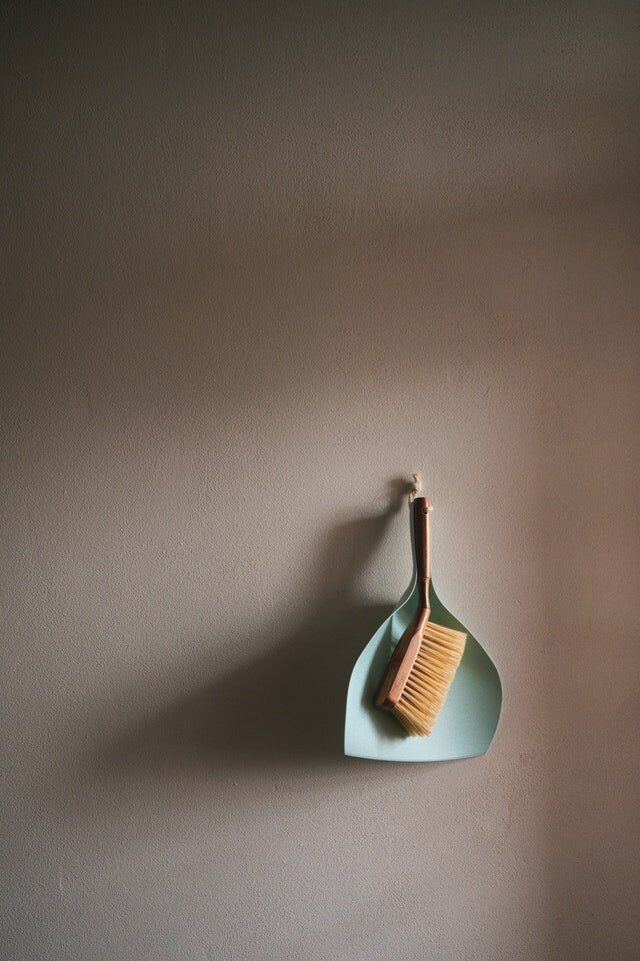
344, 501, 502, 762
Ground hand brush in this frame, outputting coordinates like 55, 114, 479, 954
375, 494, 466, 736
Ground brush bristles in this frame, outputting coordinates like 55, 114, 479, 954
392, 622, 467, 736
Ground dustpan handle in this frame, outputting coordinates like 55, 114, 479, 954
413, 496, 431, 614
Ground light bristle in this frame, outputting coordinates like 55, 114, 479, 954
392, 621, 466, 736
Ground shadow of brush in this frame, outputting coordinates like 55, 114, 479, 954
91, 477, 413, 788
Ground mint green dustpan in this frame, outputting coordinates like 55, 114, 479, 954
344, 499, 502, 762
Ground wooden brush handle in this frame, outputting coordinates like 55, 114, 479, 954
374, 495, 432, 711
413, 496, 431, 613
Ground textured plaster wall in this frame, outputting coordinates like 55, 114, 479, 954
2, 3, 639, 960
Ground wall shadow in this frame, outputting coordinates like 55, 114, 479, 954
84, 478, 415, 796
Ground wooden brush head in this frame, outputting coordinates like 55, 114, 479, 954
389, 621, 466, 736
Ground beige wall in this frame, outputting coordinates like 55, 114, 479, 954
2, 3, 639, 960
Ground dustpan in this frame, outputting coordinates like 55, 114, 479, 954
344, 491, 502, 762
